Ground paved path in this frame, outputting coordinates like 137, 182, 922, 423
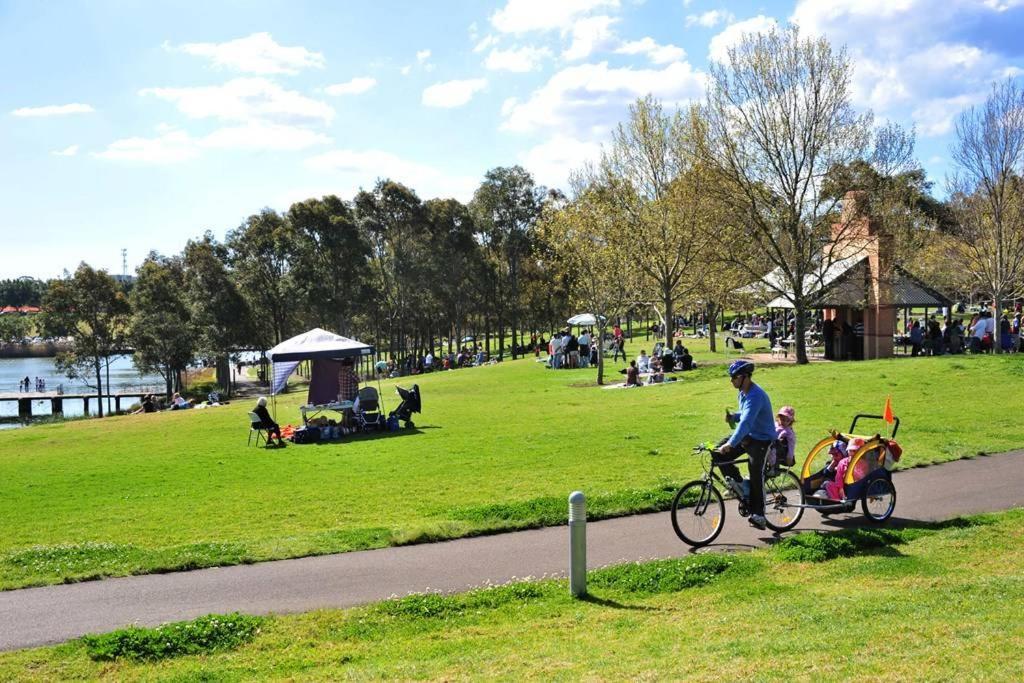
2, 451, 1022, 652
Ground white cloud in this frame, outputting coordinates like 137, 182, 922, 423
94, 130, 199, 163
474, 34, 499, 53
417, 49, 432, 63
502, 60, 706, 135
485, 45, 552, 72
615, 37, 686, 64
304, 149, 479, 201
707, 15, 779, 63
400, 65, 412, 76
422, 78, 488, 108
96, 120, 331, 163
685, 10, 735, 28
491, 0, 620, 33
201, 122, 332, 150
563, 15, 619, 61
167, 32, 325, 75
520, 135, 603, 190
912, 93, 985, 136
140, 77, 334, 124
51, 144, 79, 156
11, 103, 94, 117
790, 0, 1024, 137
324, 77, 378, 96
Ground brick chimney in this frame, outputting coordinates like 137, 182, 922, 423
831, 191, 894, 359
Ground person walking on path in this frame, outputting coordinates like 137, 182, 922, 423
716, 360, 776, 530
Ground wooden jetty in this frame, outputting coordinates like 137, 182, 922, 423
0, 391, 157, 419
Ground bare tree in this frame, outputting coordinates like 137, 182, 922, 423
701, 26, 873, 363
949, 79, 1024, 349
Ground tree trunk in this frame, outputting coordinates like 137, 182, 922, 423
708, 303, 718, 353
105, 357, 111, 415
664, 294, 674, 352
596, 325, 606, 385
794, 302, 809, 364
94, 357, 104, 418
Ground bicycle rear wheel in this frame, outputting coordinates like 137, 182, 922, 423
763, 468, 804, 533
671, 480, 725, 547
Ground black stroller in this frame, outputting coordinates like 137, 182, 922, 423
390, 384, 422, 428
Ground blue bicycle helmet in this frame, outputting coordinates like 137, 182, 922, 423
727, 359, 754, 378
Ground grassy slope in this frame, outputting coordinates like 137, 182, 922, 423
1, 340, 1023, 589
2, 509, 1022, 680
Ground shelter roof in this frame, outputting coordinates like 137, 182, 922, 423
762, 258, 952, 309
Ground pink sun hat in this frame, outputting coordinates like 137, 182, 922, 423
777, 405, 795, 421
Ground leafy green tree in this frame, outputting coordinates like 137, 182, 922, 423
471, 166, 546, 358
226, 209, 299, 347
354, 180, 430, 359
182, 234, 255, 391
0, 314, 30, 343
424, 198, 482, 355
538, 177, 637, 385
41, 264, 131, 417
600, 98, 714, 352
287, 195, 370, 336
129, 253, 194, 398
0, 278, 47, 307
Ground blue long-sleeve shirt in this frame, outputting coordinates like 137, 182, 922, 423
728, 383, 776, 447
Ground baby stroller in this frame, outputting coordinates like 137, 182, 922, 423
390, 384, 422, 428
353, 386, 385, 432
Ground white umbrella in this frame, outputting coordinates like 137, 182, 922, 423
567, 313, 605, 326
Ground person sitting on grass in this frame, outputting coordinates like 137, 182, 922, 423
131, 394, 156, 415
169, 392, 191, 410
637, 350, 650, 373
625, 360, 643, 387
253, 396, 286, 448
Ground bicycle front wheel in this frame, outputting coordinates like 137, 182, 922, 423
671, 480, 725, 547
763, 468, 804, 533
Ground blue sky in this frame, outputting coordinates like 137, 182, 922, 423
3, 0, 1023, 280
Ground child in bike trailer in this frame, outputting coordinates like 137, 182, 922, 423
716, 360, 776, 530
771, 405, 797, 468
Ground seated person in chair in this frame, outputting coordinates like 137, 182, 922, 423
253, 396, 286, 447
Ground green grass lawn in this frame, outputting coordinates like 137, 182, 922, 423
2, 508, 1022, 679
0, 341, 1022, 590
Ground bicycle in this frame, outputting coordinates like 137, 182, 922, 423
670, 442, 805, 547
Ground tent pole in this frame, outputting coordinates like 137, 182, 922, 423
271, 362, 277, 422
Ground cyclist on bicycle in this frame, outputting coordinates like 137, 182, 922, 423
717, 359, 776, 530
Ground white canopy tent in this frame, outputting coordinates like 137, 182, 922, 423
567, 313, 606, 327
266, 328, 374, 397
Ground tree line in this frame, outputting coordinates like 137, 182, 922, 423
30, 27, 1024, 409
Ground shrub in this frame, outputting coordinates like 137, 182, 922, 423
82, 613, 263, 662
775, 528, 904, 562
590, 554, 739, 594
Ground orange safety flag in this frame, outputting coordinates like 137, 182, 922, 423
883, 396, 894, 425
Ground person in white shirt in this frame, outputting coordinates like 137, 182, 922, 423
971, 311, 992, 352
577, 330, 591, 368
424, 352, 434, 371
637, 350, 650, 373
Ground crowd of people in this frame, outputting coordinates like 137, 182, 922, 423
903, 309, 1022, 356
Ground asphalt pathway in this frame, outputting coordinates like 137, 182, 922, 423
1, 450, 1022, 652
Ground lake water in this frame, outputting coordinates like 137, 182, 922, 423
0, 355, 165, 424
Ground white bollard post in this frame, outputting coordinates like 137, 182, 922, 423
568, 490, 587, 598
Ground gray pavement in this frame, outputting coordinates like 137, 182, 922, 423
1, 450, 1022, 652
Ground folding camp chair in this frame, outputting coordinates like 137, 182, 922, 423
247, 411, 269, 446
